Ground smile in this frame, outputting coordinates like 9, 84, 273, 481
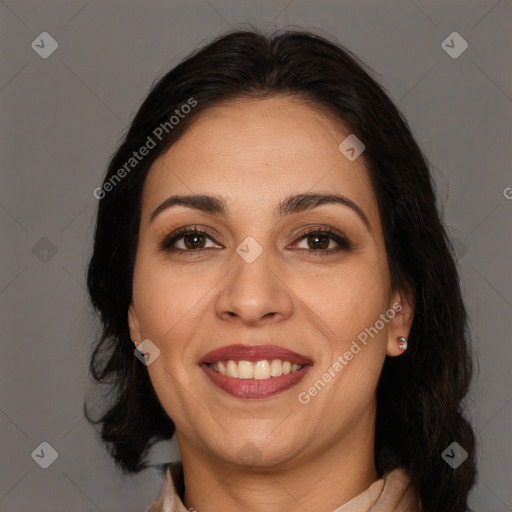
199, 344, 313, 399
209, 359, 304, 379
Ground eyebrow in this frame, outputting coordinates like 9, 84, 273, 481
150, 192, 371, 232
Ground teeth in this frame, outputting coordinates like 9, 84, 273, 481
254, 360, 270, 380
226, 360, 238, 378
270, 359, 283, 377
238, 360, 253, 379
209, 359, 304, 379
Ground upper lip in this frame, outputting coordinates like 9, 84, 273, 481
199, 344, 313, 365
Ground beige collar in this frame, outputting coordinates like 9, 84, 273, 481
146, 461, 420, 512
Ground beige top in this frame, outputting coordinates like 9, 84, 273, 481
145, 461, 421, 512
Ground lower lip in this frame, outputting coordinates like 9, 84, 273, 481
201, 364, 311, 399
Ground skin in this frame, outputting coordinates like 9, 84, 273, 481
128, 96, 414, 512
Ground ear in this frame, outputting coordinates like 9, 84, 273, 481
386, 286, 414, 357
128, 302, 142, 345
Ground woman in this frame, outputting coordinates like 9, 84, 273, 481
86, 29, 477, 511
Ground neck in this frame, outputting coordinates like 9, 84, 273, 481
177, 407, 379, 512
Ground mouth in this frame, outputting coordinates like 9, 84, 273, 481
199, 344, 313, 399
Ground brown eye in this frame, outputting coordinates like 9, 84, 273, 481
160, 227, 222, 253
182, 233, 207, 250
293, 228, 352, 254
305, 233, 331, 250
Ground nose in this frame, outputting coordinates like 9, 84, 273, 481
215, 247, 295, 327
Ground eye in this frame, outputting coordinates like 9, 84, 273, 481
159, 225, 353, 256
292, 228, 352, 255
159, 226, 222, 253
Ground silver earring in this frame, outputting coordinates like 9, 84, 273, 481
397, 336, 408, 351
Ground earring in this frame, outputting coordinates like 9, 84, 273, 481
397, 336, 408, 351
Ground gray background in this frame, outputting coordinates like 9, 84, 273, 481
1, 1, 511, 511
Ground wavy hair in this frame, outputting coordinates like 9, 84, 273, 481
86, 28, 477, 511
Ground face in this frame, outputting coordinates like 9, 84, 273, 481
128, 96, 413, 469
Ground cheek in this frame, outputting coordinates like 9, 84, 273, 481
291, 254, 389, 414
292, 258, 389, 344
131, 260, 207, 425
132, 257, 211, 341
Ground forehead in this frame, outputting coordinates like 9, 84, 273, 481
142, 96, 377, 223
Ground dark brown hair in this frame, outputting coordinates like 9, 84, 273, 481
86, 29, 477, 511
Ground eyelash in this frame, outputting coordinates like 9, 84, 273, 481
159, 225, 353, 256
